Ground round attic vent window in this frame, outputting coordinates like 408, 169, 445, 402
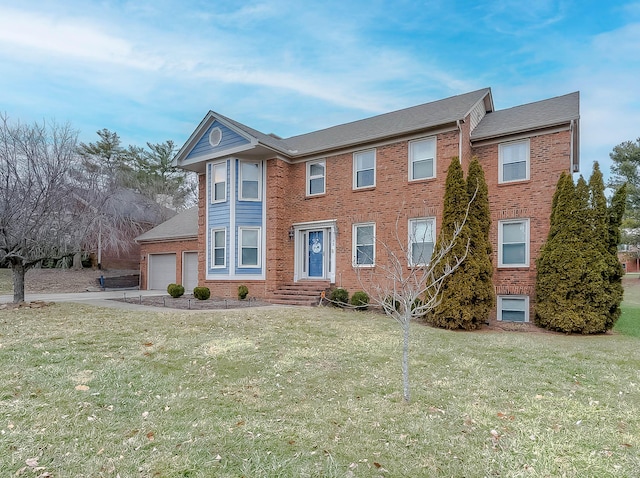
208, 127, 222, 147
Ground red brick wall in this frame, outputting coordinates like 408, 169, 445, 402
191, 126, 574, 317
472, 130, 573, 319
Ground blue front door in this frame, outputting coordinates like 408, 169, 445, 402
308, 231, 324, 277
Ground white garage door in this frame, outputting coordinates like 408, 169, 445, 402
148, 253, 176, 290
182, 252, 199, 292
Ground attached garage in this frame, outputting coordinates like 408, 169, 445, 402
148, 253, 177, 290
135, 208, 199, 292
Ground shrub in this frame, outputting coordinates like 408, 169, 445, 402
238, 285, 249, 300
329, 288, 349, 307
350, 290, 370, 310
193, 286, 210, 300
167, 283, 185, 298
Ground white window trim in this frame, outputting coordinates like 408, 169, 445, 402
353, 149, 376, 189
238, 226, 261, 268
408, 217, 436, 267
408, 137, 436, 182
306, 159, 326, 196
210, 228, 226, 269
498, 218, 530, 268
497, 295, 530, 322
239, 160, 262, 201
499, 139, 530, 184
352, 223, 376, 267
211, 161, 227, 203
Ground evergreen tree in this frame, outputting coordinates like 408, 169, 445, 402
465, 158, 494, 323
605, 182, 627, 328
429, 158, 477, 329
535, 167, 618, 333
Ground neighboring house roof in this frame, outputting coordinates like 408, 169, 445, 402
135, 207, 198, 243
470, 92, 580, 141
104, 188, 176, 224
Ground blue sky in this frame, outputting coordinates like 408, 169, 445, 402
0, 1, 638, 179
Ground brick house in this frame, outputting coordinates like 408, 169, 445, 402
154, 88, 579, 321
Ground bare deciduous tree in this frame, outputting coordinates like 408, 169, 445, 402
355, 197, 474, 403
0, 115, 93, 302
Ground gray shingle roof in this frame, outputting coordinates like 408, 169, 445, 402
471, 91, 579, 141
135, 207, 198, 243
213, 88, 492, 158
283, 88, 492, 156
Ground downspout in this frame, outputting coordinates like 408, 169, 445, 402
457, 120, 463, 163
570, 119, 577, 173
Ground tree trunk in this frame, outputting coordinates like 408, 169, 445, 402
402, 315, 410, 403
12, 263, 26, 303
72, 252, 83, 270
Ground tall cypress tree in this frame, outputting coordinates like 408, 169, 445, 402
465, 158, 494, 324
429, 158, 477, 329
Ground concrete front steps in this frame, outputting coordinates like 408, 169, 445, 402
269, 281, 330, 306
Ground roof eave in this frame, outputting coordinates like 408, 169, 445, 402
471, 118, 577, 143
136, 234, 198, 244
288, 121, 461, 159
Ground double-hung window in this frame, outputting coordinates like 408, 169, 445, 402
240, 161, 261, 200
239, 227, 260, 267
409, 137, 436, 181
353, 223, 375, 266
211, 161, 226, 203
408, 218, 435, 266
498, 295, 529, 322
307, 160, 326, 196
353, 150, 376, 189
499, 139, 530, 183
498, 219, 529, 267
211, 228, 226, 268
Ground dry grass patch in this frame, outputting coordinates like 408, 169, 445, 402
0, 303, 639, 477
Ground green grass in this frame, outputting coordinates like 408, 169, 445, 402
615, 275, 640, 337
1, 304, 639, 477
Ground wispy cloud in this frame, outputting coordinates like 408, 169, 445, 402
0, 0, 637, 175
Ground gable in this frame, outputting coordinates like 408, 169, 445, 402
185, 120, 252, 161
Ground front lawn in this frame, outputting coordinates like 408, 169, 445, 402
1, 304, 638, 477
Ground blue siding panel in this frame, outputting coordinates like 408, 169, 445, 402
187, 121, 250, 161
207, 161, 231, 275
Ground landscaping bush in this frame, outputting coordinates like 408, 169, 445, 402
329, 288, 349, 307
193, 286, 210, 300
350, 290, 370, 310
238, 285, 249, 300
167, 283, 185, 298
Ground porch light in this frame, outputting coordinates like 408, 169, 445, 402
288, 226, 295, 240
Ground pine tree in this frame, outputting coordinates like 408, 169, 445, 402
465, 158, 494, 324
429, 158, 477, 329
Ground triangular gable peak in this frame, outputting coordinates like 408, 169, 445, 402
174, 112, 260, 172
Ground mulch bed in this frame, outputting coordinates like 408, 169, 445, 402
112, 294, 273, 310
